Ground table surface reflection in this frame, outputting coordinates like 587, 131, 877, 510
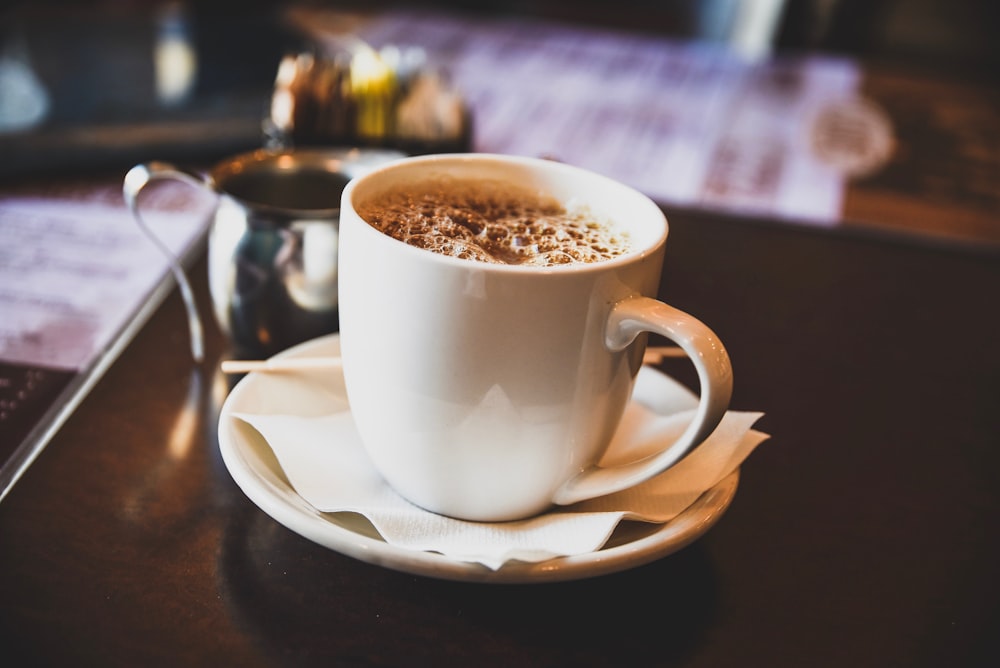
1, 193, 997, 666
1, 9, 999, 661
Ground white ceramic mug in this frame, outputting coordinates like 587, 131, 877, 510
338, 154, 732, 521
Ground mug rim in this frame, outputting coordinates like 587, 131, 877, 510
342, 152, 669, 274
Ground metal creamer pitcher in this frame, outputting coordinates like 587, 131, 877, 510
124, 147, 403, 359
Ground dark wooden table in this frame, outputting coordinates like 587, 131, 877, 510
2, 3, 999, 660
1, 191, 998, 665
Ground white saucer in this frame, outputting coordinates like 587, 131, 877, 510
218, 334, 739, 583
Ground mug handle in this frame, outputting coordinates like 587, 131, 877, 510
122, 162, 213, 363
552, 296, 733, 505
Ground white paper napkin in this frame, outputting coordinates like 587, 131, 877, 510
234, 367, 769, 569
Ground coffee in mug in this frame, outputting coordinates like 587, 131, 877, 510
356, 176, 631, 266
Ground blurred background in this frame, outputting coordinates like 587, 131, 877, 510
2, 0, 996, 171
1, 0, 996, 247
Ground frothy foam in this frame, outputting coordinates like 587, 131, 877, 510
357, 177, 630, 266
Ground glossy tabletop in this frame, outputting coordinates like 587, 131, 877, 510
2, 3, 999, 660
1, 191, 998, 665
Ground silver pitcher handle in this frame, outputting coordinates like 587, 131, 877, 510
123, 162, 213, 363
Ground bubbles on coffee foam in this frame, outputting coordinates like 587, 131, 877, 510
357, 177, 630, 266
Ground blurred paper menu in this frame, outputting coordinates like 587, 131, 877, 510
0, 183, 212, 499
350, 10, 861, 224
